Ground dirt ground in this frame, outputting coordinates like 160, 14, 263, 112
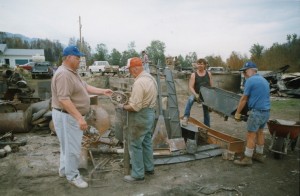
0, 79, 299, 196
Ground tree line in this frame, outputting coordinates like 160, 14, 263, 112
1, 32, 299, 72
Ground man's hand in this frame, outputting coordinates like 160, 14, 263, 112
234, 113, 241, 122
78, 118, 88, 131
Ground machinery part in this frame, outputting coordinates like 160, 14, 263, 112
110, 91, 128, 105
2, 69, 13, 78
16, 80, 28, 88
85, 126, 100, 135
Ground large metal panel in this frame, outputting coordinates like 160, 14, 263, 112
200, 86, 248, 120
164, 68, 182, 138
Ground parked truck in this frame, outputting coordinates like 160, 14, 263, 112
89, 61, 119, 76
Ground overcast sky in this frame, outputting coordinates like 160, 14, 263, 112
1, 0, 300, 59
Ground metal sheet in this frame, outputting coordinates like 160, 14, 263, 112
164, 68, 182, 138
153, 144, 222, 165
200, 86, 249, 120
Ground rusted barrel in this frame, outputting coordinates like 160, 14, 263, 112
1, 69, 13, 78
0, 107, 32, 133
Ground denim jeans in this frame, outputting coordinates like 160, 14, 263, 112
128, 108, 155, 179
52, 109, 83, 181
247, 109, 270, 131
183, 94, 210, 127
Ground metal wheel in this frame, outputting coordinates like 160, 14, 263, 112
110, 91, 128, 105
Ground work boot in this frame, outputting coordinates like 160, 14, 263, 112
182, 117, 188, 127
252, 153, 266, 163
123, 175, 145, 184
145, 170, 155, 175
233, 156, 252, 166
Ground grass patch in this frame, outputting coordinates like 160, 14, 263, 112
271, 98, 300, 120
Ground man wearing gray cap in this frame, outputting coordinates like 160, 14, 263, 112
51, 45, 113, 188
234, 61, 270, 166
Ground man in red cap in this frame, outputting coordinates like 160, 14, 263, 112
120, 57, 157, 183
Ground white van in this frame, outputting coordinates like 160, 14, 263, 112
88, 61, 109, 74
207, 67, 225, 73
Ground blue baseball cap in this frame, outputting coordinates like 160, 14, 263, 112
239, 61, 257, 71
63, 45, 84, 57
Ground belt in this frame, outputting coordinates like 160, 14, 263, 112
53, 108, 86, 116
53, 108, 68, 114
251, 109, 270, 112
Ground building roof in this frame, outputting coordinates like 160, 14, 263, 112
4, 49, 44, 56
0, 44, 44, 56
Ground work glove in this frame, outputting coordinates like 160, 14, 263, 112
234, 113, 241, 122
195, 95, 202, 103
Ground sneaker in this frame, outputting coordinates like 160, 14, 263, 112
145, 170, 155, 175
182, 117, 188, 127
252, 153, 266, 163
123, 175, 145, 184
233, 156, 252, 166
69, 175, 88, 188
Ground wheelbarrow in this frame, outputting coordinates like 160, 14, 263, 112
267, 119, 300, 159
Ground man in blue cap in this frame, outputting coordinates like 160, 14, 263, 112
51, 45, 113, 188
234, 61, 270, 166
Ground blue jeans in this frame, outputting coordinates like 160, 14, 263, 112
128, 108, 155, 179
184, 94, 210, 127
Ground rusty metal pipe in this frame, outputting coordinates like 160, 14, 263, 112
0, 108, 32, 133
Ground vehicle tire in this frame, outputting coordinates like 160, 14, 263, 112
273, 137, 284, 159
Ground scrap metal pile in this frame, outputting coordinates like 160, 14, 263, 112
263, 65, 300, 98
0, 132, 27, 158
1, 69, 35, 101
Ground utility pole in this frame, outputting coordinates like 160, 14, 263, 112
78, 16, 87, 73
79, 16, 82, 50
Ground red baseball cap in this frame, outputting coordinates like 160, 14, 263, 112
126, 57, 142, 68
